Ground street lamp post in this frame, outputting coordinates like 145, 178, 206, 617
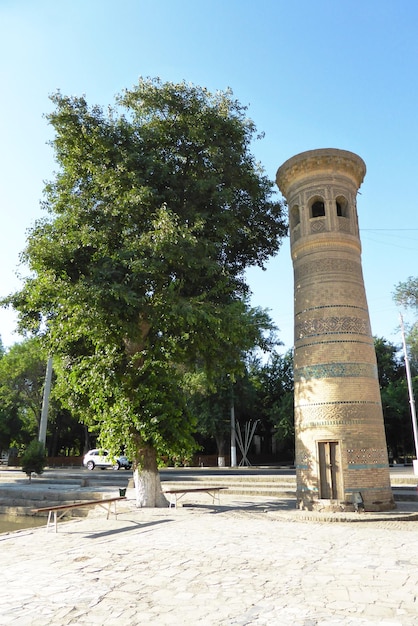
399, 313, 418, 475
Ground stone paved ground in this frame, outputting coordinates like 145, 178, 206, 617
2, 493, 418, 626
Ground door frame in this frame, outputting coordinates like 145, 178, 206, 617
317, 440, 343, 500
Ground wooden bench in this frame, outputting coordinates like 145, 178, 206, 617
162, 486, 227, 508
31, 496, 127, 532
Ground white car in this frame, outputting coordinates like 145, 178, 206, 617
82, 449, 132, 471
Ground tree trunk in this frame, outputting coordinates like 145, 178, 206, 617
133, 441, 168, 508
215, 435, 226, 467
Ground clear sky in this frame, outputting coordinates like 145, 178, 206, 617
1, 0, 418, 352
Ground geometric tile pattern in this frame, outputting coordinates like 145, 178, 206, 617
310, 219, 327, 233
294, 338, 373, 350
294, 400, 381, 428
347, 447, 388, 466
295, 316, 371, 340
295, 257, 361, 280
296, 304, 367, 314
294, 362, 377, 382
338, 217, 352, 233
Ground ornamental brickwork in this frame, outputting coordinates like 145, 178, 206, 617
276, 148, 395, 512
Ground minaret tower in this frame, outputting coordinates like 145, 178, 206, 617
276, 148, 395, 512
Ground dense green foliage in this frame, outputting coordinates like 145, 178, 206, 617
21, 439, 46, 478
0, 333, 415, 467
3, 79, 287, 477
0, 338, 46, 451
192, 350, 295, 463
0, 338, 85, 455
374, 337, 417, 461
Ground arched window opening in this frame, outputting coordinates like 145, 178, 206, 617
336, 196, 348, 218
311, 200, 325, 218
291, 205, 300, 228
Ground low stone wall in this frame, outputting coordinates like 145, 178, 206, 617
46, 456, 83, 467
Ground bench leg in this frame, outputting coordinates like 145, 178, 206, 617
47, 510, 58, 533
210, 491, 221, 505
105, 501, 118, 519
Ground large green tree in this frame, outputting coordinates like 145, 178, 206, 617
4, 79, 287, 505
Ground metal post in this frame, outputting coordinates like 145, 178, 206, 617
399, 313, 418, 467
230, 384, 237, 467
39, 356, 53, 446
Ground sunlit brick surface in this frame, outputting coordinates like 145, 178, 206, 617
277, 149, 395, 512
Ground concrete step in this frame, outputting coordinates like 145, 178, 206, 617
160, 475, 296, 486
1, 469, 417, 514
0, 486, 110, 502
0, 504, 91, 518
391, 487, 418, 501
389, 476, 418, 486
0, 469, 132, 488
160, 479, 418, 502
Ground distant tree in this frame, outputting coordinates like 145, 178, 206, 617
394, 277, 418, 309
3, 79, 287, 506
193, 349, 295, 466
374, 337, 416, 462
374, 337, 404, 387
191, 305, 278, 465
393, 276, 418, 361
191, 373, 232, 464
0, 338, 83, 456
248, 350, 294, 461
0, 338, 46, 448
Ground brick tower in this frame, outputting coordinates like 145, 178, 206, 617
276, 148, 395, 512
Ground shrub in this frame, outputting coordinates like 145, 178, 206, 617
21, 440, 46, 479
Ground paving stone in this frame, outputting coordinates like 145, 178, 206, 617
2, 492, 418, 625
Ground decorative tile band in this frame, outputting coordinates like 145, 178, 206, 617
295, 338, 374, 350
294, 401, 382, 428
295, 257, 361, 280
294, 362, 377, 382
347, 464, 388, 470
347, 447, 388, 466
295, 400, 379, 407
296, 304, 367, 315
295, 316, 371, 340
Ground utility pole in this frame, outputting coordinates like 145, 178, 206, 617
230, 382, 237, 467
38, 356, 53, 447
399, 313, 418, 474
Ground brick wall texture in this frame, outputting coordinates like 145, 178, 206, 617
276, 149, 395, 512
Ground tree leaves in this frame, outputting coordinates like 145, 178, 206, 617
3, 78, 287, 469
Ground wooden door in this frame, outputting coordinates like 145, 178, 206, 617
318, 441, 342, 499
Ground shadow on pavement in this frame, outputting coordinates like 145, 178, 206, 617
182, 497, 295, 514
85, 518, 173, 539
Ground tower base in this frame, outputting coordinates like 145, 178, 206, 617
296, 491, 396, 513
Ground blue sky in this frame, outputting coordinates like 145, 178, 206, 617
1, 0, 418, 352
